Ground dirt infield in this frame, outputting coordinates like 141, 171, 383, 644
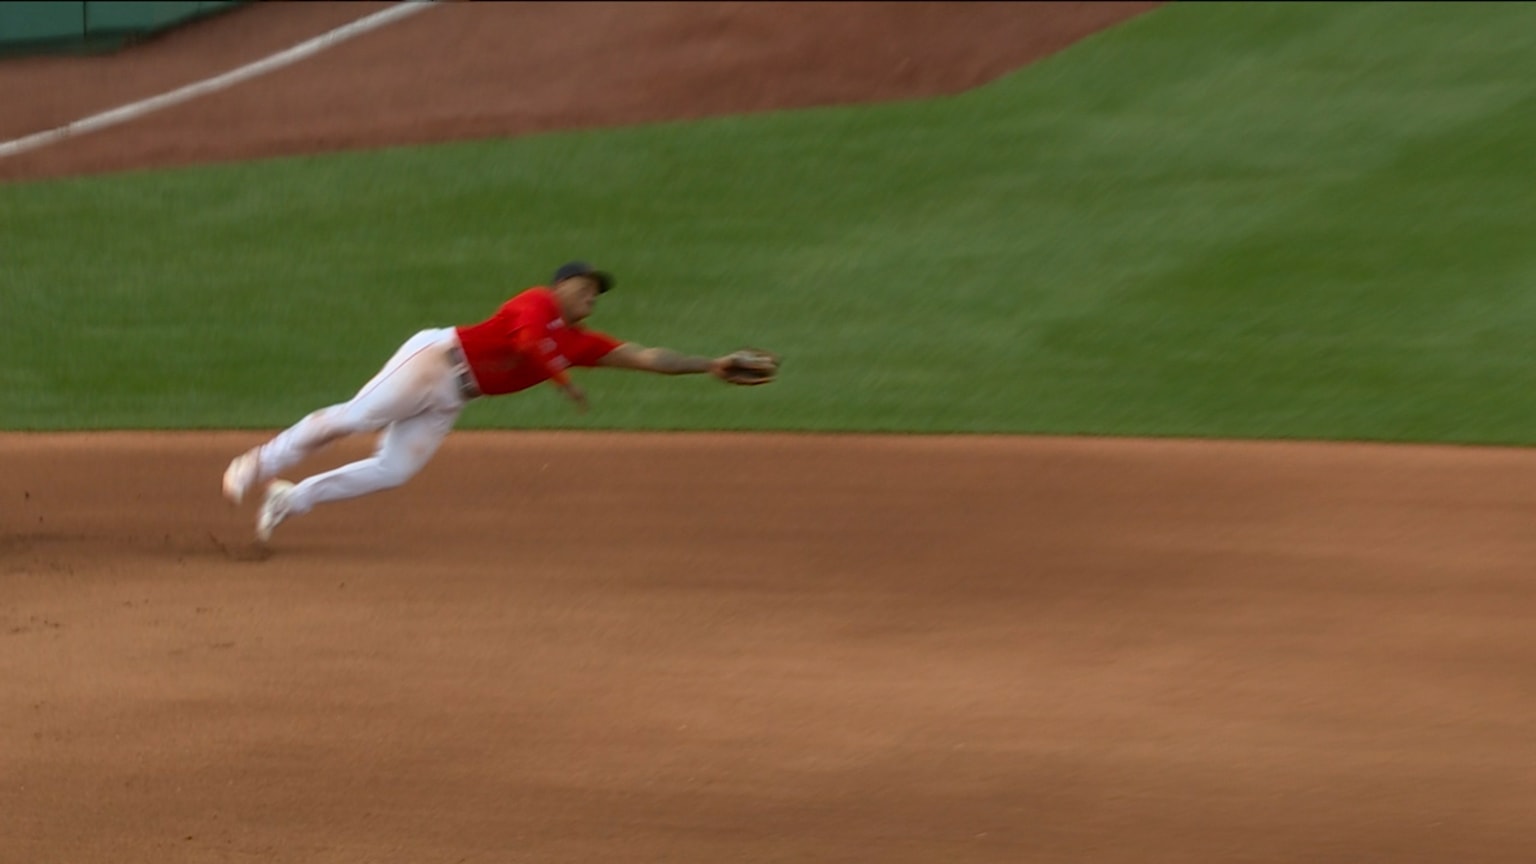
4, 3, 1536, 863
7, 432, 1536, 863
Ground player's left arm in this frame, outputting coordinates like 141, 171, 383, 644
598, 342, 729, 377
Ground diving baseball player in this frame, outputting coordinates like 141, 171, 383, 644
222, 261, 779, 543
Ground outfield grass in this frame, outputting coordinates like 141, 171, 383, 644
3, 2, 1535, 441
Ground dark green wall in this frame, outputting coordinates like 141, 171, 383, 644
0, 2, 244, 56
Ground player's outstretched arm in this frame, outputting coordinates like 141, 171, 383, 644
599, 343, 727, 377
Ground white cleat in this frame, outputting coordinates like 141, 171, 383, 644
222, 449, 261, 505
255, 480, 296, 544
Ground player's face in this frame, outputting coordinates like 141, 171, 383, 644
555, 277, 601, 324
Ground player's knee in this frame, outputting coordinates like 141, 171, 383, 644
306, 406, 362, 443
371, 458, 420, 490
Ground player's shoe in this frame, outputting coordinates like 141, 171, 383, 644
222, 448, 261, 505
255, 480, 296, 544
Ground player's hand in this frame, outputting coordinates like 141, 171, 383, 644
713, 348, 780, 386
563, 382, 589, 413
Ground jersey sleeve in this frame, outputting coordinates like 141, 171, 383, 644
567, 330, 623, 367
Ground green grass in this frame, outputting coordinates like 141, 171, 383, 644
4, 2, 1536, 442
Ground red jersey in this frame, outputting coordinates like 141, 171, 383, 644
454, 287, 622, 396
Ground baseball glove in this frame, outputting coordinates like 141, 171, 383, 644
715, 348, 780, 386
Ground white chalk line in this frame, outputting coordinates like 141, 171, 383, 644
0, 0, 436, 160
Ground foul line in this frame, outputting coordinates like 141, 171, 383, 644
0, 0, 436, 160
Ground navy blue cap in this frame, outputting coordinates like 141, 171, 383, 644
552, 261, 613, 293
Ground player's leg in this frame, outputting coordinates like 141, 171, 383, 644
278, 400, 460, 520
225, 329, 451, 502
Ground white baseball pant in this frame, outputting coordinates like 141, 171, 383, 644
252, 327, 472, 517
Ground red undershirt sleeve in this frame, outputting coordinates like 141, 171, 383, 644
570, 331, 623, 367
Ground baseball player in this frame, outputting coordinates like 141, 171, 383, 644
222, 261, 778, 543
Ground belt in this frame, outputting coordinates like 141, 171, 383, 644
446, 343, 482, 400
